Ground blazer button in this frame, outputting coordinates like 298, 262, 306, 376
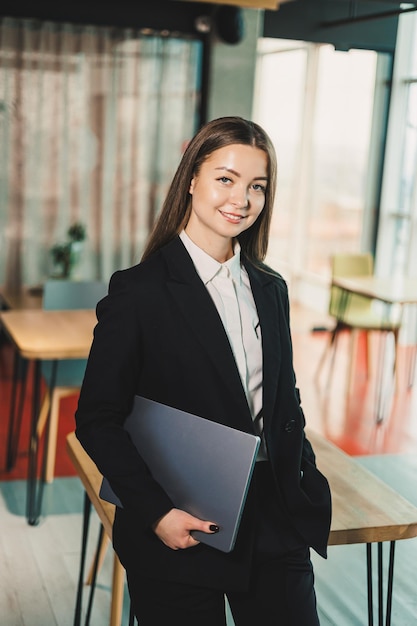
284, 420, 296, 433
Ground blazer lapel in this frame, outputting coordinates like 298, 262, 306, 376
244, 261, 282, 431
161, 238, 252, 426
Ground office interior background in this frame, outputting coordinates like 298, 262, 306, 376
1, 0, 416, 317
1, 1, 417, 625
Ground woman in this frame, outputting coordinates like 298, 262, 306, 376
75, 116, 331, 625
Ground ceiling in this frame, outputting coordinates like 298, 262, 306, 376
1, 0, 415, 52
262, 0, 417, 52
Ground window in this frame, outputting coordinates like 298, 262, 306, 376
377, 12, 417, 280
254, 38, 381, 309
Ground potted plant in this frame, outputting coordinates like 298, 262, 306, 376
50, 222, 87, 279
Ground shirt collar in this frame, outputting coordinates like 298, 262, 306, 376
179, 230, 242, 286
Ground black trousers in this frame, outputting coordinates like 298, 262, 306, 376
127, 463, 320, 626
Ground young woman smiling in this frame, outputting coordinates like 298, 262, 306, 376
75, 116, 331, 625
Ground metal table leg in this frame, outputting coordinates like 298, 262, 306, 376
367, 543, 374, 625
366, 541, 396, 626
74, 492, 121, 626
26, 359, 57, 525
74, 492, 92, 626
85, 524, 105, 625
5, 350, 28, 470
385, 542, 395, 626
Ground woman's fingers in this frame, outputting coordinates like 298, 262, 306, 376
153, 508, 219, 550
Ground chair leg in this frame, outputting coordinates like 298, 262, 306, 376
364, 330, 371, 379
315, 336, 331, 381
36, 391, 51, 438
407, 344, 417, 389
43, 390, 61, 483
85, 531, 125, 626
346, 330, 358, 393
86, 533, 110, 585
42, 387, 80, 483
325, 326, 342, 389
315, 322, 340, 383
392, 328, 400, 392
110, 553, 125, 626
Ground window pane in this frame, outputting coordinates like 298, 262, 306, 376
401, 83, 417, 214
410, 14, 417, 77
307, 47, 377, 276
254, 39, 307, 266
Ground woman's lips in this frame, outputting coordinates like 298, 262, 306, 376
220, 211, 244, 223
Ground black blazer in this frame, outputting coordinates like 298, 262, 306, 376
75, 236, 331, 592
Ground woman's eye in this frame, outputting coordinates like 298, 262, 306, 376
218, 176, 232, 184
252, 183, 266, 193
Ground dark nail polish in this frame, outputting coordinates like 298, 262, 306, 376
209, 524, 220, 533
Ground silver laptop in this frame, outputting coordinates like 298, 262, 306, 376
99, 395, 260, 553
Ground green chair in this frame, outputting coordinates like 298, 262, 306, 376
316, 253, 401, 387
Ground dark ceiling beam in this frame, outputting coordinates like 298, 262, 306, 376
0, 1, 212, 36
263, 0, 401, 52
322, 4, 417, 27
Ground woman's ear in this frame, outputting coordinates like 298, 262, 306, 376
189, 177, 195, 195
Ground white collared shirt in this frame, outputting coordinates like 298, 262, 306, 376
179, 230, 267, 460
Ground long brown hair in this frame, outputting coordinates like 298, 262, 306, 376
142, 116, 277, 263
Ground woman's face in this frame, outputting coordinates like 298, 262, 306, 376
186, 143, 268, 258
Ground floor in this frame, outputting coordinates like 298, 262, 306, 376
290, 303, 417, 457
1, 302, 417, 625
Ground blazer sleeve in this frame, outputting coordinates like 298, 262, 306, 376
75, 269, 174, 529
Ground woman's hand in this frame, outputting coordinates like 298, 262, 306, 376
152, 508, 219, 550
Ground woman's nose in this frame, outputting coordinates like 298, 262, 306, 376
231, 186, 249, 209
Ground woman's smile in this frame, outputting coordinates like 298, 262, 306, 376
219, 210, 246, 223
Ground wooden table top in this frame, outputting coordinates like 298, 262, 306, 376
307, 430, 417, 546
66, 430, 417, 548
0, 309, 97, 360
332, 276, 417, 306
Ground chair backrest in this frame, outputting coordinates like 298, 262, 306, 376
332, 253, 373, 279
43, 280, 108, 311
329, 253, 374, 318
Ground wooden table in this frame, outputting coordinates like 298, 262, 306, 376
0, 309, 97, 525
332, 276, 417, 307
308, 430, 417, 546
66, 429, 417, 626
0, 286, 43, 310
0, 309, 96, 360
308, 430, 417, 625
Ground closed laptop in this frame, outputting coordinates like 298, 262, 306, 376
99, 395, 260, 553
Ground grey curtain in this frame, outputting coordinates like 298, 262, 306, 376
0, 17, 202, 290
